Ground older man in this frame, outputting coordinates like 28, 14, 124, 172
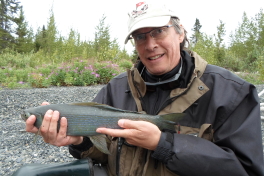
24, 1, 264, 176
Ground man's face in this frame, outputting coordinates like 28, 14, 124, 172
134, 24, 184, 75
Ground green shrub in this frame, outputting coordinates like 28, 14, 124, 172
28, 73, 45, 88
95, 62, 119, 84
73, 77, 85, 86
119, 60, 133, 70
81, 70, 97, 86
64, 73, 74, 86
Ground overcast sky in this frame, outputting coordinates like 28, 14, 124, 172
19, 0, 264, 54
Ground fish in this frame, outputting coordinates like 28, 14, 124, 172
21, 102, 184, 154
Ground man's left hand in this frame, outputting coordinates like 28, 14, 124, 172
96, 120, 161, 151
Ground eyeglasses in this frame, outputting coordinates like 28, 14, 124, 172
131, 25, 173, 46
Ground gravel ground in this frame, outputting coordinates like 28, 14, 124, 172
0, 84, 263, 176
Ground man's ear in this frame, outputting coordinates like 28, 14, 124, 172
179, 32, 185, 43
179, 25, 185, 42
179, 34, 184, 43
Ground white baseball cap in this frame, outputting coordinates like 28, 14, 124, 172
124, 1, 178, 44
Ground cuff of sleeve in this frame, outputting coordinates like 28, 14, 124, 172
70, 136, 93, 152
151, 132, 174, 164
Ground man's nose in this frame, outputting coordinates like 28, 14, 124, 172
144, 34, 158, 51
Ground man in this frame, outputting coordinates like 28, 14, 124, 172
25, 1, 264, 176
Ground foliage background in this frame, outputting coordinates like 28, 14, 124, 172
0, 0, 263, 89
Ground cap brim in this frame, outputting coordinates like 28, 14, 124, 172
124, 16, 171, 44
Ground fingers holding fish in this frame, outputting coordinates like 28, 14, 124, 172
97, 119, 161, 151
50, 117, 83, 146
25, 115, 39, 133
43, 110, 60, 144
48, 110, 60, 135
57, 117, 67, 137
39, 109, 53, 143
40, 111, 83, 146
120, 120, 161, 150
56, 117, 71, 145
25, 101, 50, 133
41, 110, 69, 146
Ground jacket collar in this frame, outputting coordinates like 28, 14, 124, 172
127, 50, 208, 113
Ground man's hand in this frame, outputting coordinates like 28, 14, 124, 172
96, 119, 161, 150
25, 102, 83, 146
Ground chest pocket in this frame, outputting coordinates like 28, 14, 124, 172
177, 123, 214, 142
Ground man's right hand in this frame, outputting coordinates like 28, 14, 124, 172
25, 102, 83, 147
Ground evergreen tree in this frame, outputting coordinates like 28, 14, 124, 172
94, 15, 111, 55
215, 20, 226, 48
229, 12, 254, 58
94, 14, 118, 61
228, 9, 264, 71
191, 33, 216, 64
131, 48, 138, 64
34, 25, 47, 51
45, 10, 57, 55
190, 18, 202, 45
255, 8, 264, 47
214, 20, 226, 63
64, 29, 79, 59
0, 0, 20, 51
14, 6, 33, 53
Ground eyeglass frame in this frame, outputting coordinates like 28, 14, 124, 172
129, 25, 173, 45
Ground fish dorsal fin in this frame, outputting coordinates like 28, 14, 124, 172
160, 113, 185, 124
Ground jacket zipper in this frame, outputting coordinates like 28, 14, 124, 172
152, 90, 160, 115
116, 137, 124, 176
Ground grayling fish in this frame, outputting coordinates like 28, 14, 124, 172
21, 102, 184, 154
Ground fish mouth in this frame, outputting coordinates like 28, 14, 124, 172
20, 113, 26, 121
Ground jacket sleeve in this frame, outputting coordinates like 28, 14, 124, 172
152, 85, 264, 176
69, 137, 93, 159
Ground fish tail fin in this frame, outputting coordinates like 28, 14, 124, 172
160, 113, 184, 124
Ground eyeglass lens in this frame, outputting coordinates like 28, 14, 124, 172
133, 26, 171, 45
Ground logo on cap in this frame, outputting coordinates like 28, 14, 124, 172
131, 2, 148, 18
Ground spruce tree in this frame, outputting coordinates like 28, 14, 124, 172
190, 18, 202, 45
34, 25, 47, 51
94, 14, 111, 60
0, 0, 20, 51
45, 10, 57, 55
229, 12, 256, 59
14, 6, 33, 53
214, 20, 226, 63
93, 15, 130, 61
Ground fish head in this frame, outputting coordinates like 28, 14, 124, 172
21, 109, 43, 129
20, 111, 31, 121
21, 110, 42, 122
